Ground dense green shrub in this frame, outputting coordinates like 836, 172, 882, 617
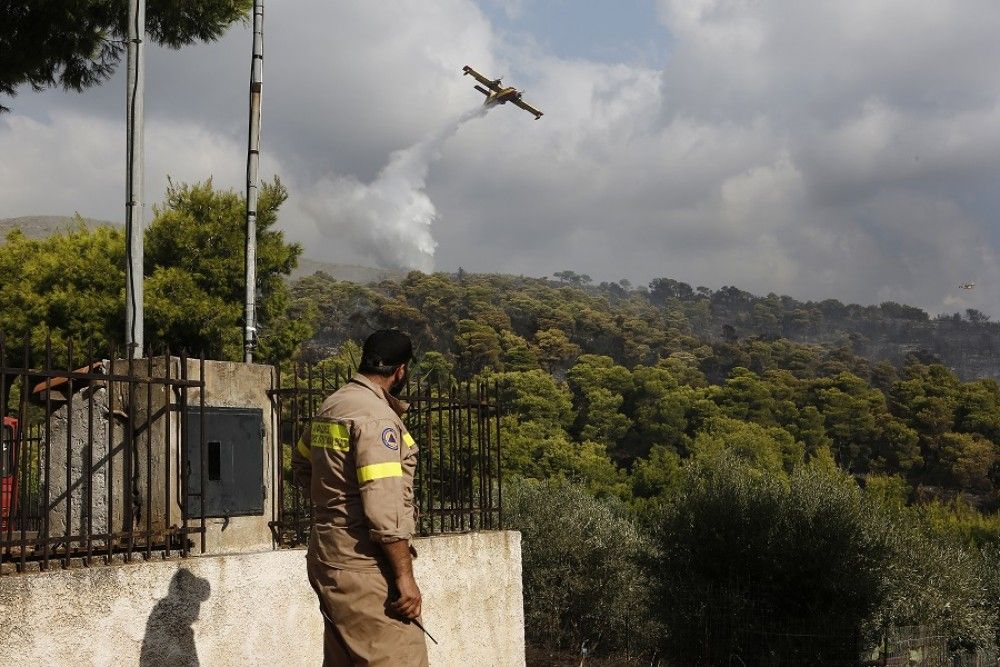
503, 478, 656, 658
647, 453, 997, 665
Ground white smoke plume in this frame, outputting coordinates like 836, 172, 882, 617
303, 106, 490, 272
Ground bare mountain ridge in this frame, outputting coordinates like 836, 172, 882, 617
0, 215, 118, 239
0, 215, 401, 284
287, 259, 405, 284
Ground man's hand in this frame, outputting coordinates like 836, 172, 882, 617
381, 539, 422, 620
392, 573, 422, 620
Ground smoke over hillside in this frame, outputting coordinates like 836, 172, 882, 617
304, 105, 489, 272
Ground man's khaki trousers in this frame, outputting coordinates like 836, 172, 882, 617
307, 558, 429, 667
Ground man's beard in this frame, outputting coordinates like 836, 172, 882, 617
390, 371, 408, 397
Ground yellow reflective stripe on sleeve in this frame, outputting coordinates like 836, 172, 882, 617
311, 421, 351, 452
296, 437, 310, 459
357, 461, 403, 483
403, 432, 416, 448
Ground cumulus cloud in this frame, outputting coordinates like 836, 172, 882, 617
0, 111, 250, 221
429, 0, 1000, 315
647, 0, 1000, 312
3, 0, 1000, 317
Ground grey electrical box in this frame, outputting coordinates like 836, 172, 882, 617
185, 407, 265, 518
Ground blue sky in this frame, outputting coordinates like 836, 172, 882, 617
480, 0, 670, 66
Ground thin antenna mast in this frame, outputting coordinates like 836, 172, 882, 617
244, 0, 264, 363
125, 0, 146, 357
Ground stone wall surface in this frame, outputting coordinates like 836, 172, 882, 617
0, 531, 525, 667
42, 384, 118, 539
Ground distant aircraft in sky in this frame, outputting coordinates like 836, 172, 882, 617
960, 282, 976, 290
462, 65, 543, 120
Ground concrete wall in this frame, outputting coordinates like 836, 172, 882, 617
0, 531, 524, 667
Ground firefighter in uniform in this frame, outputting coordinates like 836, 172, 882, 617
292, 330, 428, 667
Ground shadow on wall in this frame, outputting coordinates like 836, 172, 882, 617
140, 569, 212, 667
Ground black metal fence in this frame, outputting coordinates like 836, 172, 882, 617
269, 365, 503, 547
0, 335, 209, 574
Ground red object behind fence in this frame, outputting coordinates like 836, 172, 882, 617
1, 416, 17, 531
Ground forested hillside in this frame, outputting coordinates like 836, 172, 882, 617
290, 271, 1000, 508
293, 271, 1000, 381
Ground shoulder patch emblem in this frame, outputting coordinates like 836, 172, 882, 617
381, 427, 400, 451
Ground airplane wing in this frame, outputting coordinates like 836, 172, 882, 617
513, 97, 543, 120
463, 65, 502, 91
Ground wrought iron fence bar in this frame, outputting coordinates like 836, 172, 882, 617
424, 380, 434, 536
42, 336, 52, 569
477, 382, 486, 530
179, 350, 190, 559
495, 379, 502, 529
145, 354, 153, 560
273, 364, 282, 548
64, 340, 74, 569
449, 381, 456, 533
2, 525, 205, 546
125, 349, 136, 563
17, 345, 29, 570
305, 362, 316, 539
162, 349, 171, 560
437, 379, 445, 532
85, 343, 95, 565
0, 333, 8, 562
199, 353, 207, 555
269, 386, 496, 406
0, 366, 202, 388
106, 347, 117, 565
484, 380, 494, 530
291, 363, 302, 543
466, 381, 474, 531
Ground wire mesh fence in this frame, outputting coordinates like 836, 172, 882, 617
865, 626, 1000, 667
0, 333, 209, 574
654, 588, 1000, 667
268, 365, 503, 547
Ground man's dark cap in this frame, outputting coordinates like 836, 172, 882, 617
360, 329, 413, 371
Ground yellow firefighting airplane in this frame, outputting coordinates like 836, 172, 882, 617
960, 282, 976, 290
463, 65, 543, 120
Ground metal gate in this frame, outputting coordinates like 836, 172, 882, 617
269, 365, 503, 546
1, 335, 210, 574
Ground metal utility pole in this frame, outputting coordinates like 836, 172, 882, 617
243, 0, 264, 363
125, 0, 146, 358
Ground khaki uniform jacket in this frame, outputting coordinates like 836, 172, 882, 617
291, 374, 418, 570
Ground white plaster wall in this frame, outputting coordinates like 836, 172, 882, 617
0, 531, 524, 667
416, 531, 525, 666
